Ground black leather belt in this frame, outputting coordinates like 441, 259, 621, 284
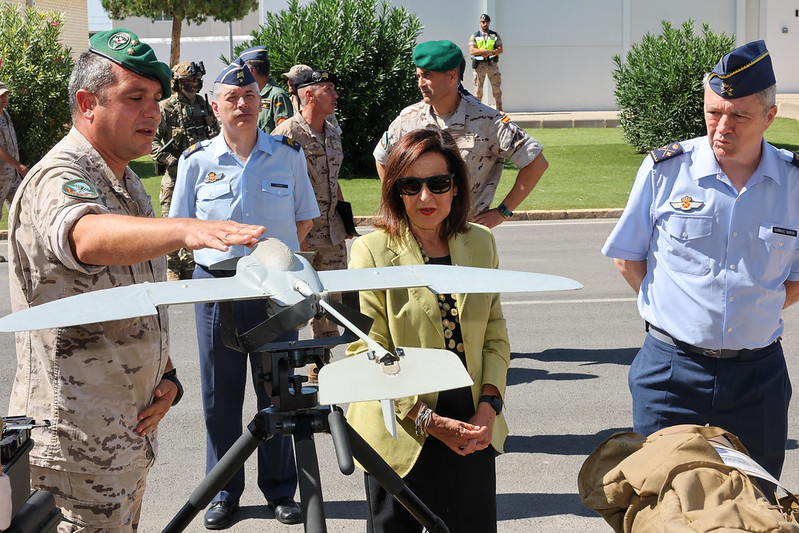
647, 324, 776, 360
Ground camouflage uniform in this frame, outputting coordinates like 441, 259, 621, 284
469, 29, 503, 110
257, 80, 293, 134
0, 109, 21, 220
273, 113, 346, 376
374, 95, 543, 216
151, 78, 219, 278
8, 128, 170, 532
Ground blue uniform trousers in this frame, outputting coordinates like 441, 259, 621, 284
630, 333, 791, 478
194, 265, 298, 505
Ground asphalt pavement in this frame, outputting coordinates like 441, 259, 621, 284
3, 220, 799, 533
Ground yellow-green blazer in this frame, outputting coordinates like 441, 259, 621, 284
345, 222, 510, 477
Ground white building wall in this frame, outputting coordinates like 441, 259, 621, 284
110, 0, 799, 112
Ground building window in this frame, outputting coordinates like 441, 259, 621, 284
152, 12, 173, 22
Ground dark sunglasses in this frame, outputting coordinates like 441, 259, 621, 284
396, 174, 454, 196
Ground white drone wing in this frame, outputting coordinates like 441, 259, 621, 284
0, 275, 265, 332
318, 347, 473, 439
318, 265, 582, 294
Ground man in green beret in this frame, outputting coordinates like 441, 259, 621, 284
7, 29, 265, 532
374, 39, 548, 229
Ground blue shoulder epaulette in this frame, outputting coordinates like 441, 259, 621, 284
275, 135, 301, 151
650, 142, 684, 163
182, 142, 204, 158
776, 148, 799, 168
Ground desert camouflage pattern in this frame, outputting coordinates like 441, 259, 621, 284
273, 113, 346, 248
472, 60, 503, 109
374, 96, 542, 215
31, 465, 146, 532
258, 80, 293, 134
0, 110, 21, 219
7, 128, 169, 482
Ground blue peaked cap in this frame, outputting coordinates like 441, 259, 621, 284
707, 40, 776, 99
214, 61, 257, 86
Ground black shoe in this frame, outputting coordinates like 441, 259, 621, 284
204, 501, 239, 530
268, 497, 302, 525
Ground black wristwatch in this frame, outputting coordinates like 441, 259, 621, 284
497, 203, 513, 219
162, 368, 184, 406
479, 394, 503, 415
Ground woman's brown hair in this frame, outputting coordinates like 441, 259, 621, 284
374, 127, 472, 240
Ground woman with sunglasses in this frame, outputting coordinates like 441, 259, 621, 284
346, 127, 510, 532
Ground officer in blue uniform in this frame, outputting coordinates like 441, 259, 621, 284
603, 40, 799, 479
170, 62, 319, 529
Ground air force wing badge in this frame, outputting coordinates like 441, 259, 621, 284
670, 196, 704, 212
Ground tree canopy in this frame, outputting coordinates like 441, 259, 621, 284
101, 0, 258, 66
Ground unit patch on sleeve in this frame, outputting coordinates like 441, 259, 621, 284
62, 178, 100, 199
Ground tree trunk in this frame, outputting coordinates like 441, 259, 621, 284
169, 16, 183, 67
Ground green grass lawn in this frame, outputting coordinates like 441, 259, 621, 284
3, 118, 799, 229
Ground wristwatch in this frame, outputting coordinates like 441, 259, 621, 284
479, 395, 503, 415
162, 368, 184, 406
497, 203, 513, 219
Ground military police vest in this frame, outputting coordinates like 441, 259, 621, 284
473, 30, 500, 62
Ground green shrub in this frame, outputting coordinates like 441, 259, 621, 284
612, 20, 734, 153
238, 0, 422, 175
0, 4, 74, 165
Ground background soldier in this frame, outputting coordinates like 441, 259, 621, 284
375, 40, 547, 229
469, 14, 503, 111
273, 69, 350, 383
152, 61, 219, 280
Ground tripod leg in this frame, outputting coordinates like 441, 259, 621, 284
345, 423, 450, 533
294, 416, 326, 532
162, 415, 268, 533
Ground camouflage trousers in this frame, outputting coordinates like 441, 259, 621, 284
473, 61, 503, 110
307, 241, 347, 382
31, 465, 148, 533
161, 171, 194, 277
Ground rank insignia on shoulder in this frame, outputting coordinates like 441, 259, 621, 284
500, 115, 510, 124
204, 171, 224, 183
261, 98, 271, 110
276, 135, 301, 151
182, 143, 203, 158
669, 196, 704, 212
62, 178, 99, 199
650, 143, 684, 163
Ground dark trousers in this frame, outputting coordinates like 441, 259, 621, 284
194, 265, 298, 504
630, 333, 791, 478
364, 386, 497, 533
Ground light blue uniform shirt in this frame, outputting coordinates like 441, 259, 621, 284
603, 136, 799, 349
169, 130, 320, 266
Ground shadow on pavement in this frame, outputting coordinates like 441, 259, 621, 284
498, 492, 597, 519
512, 347, 638, 366
506, 367, 595, 386
504, 428, 631, 456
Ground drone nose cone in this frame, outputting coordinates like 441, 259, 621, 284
251, 238, 301, 270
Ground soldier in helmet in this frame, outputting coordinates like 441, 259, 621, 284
152, 61, 220, 280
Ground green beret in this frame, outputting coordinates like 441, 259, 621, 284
413, 40, 463, 72
89, 29, 172, 99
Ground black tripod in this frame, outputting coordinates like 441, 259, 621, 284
162, 297, 450, 533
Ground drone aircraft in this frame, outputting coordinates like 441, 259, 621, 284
0, 238, 582, 437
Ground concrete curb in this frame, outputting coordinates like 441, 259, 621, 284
0, 210, 624, 242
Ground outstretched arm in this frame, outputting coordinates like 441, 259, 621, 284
69, 214, 265, 266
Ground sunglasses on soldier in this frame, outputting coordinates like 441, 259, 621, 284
396, 174, 454, 196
